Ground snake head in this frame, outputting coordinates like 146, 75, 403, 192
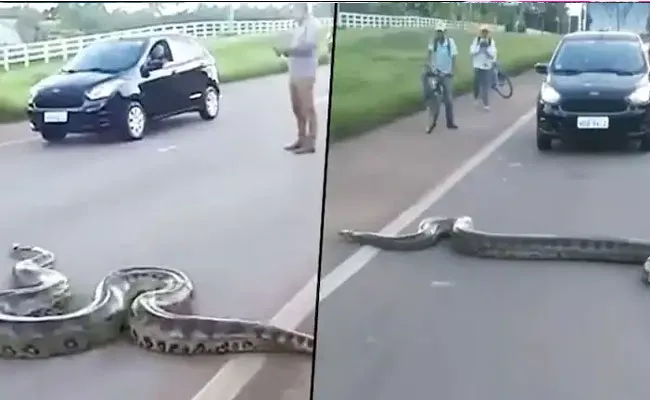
338, 229, 357, 241
9, 243, 29, 259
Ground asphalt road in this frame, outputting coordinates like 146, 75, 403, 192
0, 67, 330, 400
313, 111, 650, 399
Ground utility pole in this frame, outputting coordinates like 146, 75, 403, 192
228, 3, 235, 35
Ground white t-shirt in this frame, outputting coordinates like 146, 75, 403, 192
288, 16, 321, 79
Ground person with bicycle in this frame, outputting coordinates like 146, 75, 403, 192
422, 22, 459, 130
470, 25, 498, 111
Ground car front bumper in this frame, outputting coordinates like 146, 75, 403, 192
26, 96, 126, 134
537, 102, 650, 140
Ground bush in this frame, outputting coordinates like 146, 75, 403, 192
328, 28, 559, 141
0, 31, 330, 123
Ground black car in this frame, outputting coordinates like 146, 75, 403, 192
27, 34, 221, 142
534, 31, 650, 151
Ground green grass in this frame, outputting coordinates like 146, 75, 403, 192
329, 29, 560, 142
0, 32, 330, 123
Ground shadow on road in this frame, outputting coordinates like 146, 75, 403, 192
41, 114, 208, 149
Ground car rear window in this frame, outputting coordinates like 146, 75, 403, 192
62, 40, 145, 74
551, 39, 647, 75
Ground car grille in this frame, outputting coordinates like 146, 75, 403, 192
560, 99, 629, 113
34, 89, 84, 109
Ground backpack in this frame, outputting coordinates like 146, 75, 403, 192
432, 38, 452, 56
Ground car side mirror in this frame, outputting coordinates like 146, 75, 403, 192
534, 62, 549, 75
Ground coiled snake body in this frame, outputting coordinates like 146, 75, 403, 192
339, 216, 650, 281
0, 244, 313, 359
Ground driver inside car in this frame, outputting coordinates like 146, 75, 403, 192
148, 43, 170, 65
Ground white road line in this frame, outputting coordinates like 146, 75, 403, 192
430, 280, 455, 288
190, 107, 536, 400
157, 145, 177, 153
0, 136, 38, 149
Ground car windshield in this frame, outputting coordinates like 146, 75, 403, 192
62, 40, 144, 74
551, 39, 647, 75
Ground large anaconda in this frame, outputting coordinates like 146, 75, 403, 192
0, 244, 313, 359
339, 216, 650, 281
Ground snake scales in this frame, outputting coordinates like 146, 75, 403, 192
0, 244, 313, 359
339, 216, 650, 282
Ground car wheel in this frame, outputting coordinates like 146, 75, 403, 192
119, 101, 147, 141
639, 134, 650, 152
40, 128, 67, 143
199, 86, 219, 121
536, 131, 552, 151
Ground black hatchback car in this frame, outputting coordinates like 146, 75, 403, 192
534, 31, 650, 151
27, 33, 221, 142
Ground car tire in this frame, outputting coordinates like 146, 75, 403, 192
639, 134, 650, 152
199, 86, 219, 121
119, 101, 147, 141
40, 128, 67, 143
536, 132, 552, 151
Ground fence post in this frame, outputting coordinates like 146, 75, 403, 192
2, 47, 8, 71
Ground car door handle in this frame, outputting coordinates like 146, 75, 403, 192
171, 70, 178, 75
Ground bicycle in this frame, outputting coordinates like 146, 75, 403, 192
422, 65, 445, 134
491, 60, 513, 99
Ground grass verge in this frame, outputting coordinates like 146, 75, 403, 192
0, 31, 330, 123
329, 29, 559, 142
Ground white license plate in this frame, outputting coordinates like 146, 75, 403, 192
43, 111, 68, 123
576, 116, 609, 129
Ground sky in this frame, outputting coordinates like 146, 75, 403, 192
567, 4, 582, 17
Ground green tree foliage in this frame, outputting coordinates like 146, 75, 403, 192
338, 2, 568, 33
8, 2, 335, 39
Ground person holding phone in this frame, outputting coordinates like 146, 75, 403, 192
470, 25, 498, 111
273, 3, 320, 155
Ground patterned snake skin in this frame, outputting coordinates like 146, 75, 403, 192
0, 244, 313, 359
339, 216, 650, 282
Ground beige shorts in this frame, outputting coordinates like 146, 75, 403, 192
289, 76, 316, 107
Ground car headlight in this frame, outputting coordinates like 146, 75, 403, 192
85, 79, 123, 101
627, 85, 650, 105
540, 82, 561, 104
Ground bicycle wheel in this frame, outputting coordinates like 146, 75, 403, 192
425, 93, 441, 134
493, 72, 513, 99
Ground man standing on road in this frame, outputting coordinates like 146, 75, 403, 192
423, 22, 459, 130
274, 3, 321, 155
470, 25, 497, 111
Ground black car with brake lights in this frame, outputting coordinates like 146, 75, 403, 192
26, 33, 221, 143
534, 31, 650, 152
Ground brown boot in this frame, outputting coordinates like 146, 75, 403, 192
284, 138, 303, 151
294, 136, 315, 154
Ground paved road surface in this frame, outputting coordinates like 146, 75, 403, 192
234, 72, 548, 400
313, 73, 650, 400
0, 68, 330, 400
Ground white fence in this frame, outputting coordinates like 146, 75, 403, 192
337, 12, 503, 32
0, 17, 333, 71
1, 11, 546, 71
337, 12, 545, 35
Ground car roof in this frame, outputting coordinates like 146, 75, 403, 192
98, 33, 196, 46
564, 30, 641, 42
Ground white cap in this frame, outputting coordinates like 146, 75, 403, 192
435, 21, 447, 31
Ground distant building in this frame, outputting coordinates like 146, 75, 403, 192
0, 18, 23, 45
